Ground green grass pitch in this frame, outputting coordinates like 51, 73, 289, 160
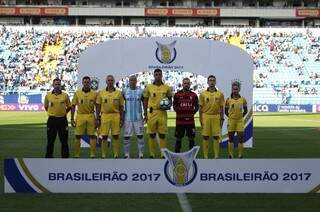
0, 112, 319, 212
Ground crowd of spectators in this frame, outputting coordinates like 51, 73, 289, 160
0, 26, 319, 104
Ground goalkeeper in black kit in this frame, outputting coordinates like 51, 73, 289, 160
173, 78, 199, 153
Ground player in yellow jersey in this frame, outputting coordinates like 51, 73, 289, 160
44, 78, 71, 158
96, 75, 124, 158
143, 69, 172, 158
225, 81, 248, 159
199, 75, 225, 159
71, 76, 97, 158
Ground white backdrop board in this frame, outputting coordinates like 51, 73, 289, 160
78, 38, 253, 146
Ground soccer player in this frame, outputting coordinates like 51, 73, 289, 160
173, 78, 199, 153
143, 68, 172, 158
225, 81, 248, 158
199, 75, 225, 159
122, 75, 144, 159
70, 76, 97, 158
44, 78, 71, 158
96, 75, 124, 158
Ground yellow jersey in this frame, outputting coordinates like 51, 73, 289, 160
225, 97, 247, 120
96, 89, 124, 113
72, 89, 97, 114
44, 91, 71, 117
199, 89, 224, 115
143, 83, 172, 110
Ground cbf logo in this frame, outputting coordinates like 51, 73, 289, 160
155, 41, 177, 64
163, 147, 199, 187
90, 77, 99, 90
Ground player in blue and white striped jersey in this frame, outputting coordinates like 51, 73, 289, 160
122, 75, 145, 158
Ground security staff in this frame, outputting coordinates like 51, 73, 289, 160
44, 78, 71, 158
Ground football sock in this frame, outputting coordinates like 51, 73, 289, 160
213, 137, 220, 159
101, 139, 108, 158
239, 142, 244, 158
89, 138, 96, 158
74, 138, 81, 158
137, 137, 144, 157
148, 137, 156, 158
228, 142, 234, 158
124, 137, 130, 158
113, 137, 120, 158
159, 138, 167, 158
175, 139, 182, 153
202, 139, 209, 159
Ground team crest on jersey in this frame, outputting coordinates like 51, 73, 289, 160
163, 147, 199, 187
155, 41, 177, 64
90, 77, 99, 90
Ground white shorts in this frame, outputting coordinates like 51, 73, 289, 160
124, 120, 144, 137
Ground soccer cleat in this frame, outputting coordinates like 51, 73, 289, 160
149, 155, 154, 159
161, 156, 165, 159
239, 156, 243, 159
228, 155, 233, 159
139, 153, 144, 159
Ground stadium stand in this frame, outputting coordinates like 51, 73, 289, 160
0, 26, 319, 104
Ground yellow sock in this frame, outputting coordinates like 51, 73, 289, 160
113, 137, 120, 158
202, 139, 209, 159
148, 137, 156, 158
89, 138, 96, 158
228, 142, 234, 158
239, 142, 244, 158
74, 138, 81, 158
101, 140, 108, 158
159, 138, 167, 157
213, 138, 220, 159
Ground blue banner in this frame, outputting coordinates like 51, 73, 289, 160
4, 94, 42, 104
253, 104, 313, 112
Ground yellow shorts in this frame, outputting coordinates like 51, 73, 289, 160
147, 110, 167, 134
201, 113, 221, 137
75, 113, 96, 136
100, 113, 120, 136
228, 118, 244, 132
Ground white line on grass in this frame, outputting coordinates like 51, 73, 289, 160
254, 128, 316, 131
177, 193, 192, 212
289, 118, 320, 123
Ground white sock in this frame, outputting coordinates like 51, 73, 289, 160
124, 137, 130, 158
138, 137, 144, 157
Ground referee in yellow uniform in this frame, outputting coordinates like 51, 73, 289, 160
143, 69, 172, 158
96, 75, 124, 158
225, 81, 248, 158
71, 76, 97, 158
44, 78, 71, 158
199, 75, 225, 159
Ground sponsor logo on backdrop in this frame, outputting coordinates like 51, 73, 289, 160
163, 147, 199, 186
90, 77, 99, 90
0, 103, 44, 111
155, 41, 177, 64
253, 104, 269, 112
253, 104, 313, 112
18, 95, 29, 104
149, 40, 183, 70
